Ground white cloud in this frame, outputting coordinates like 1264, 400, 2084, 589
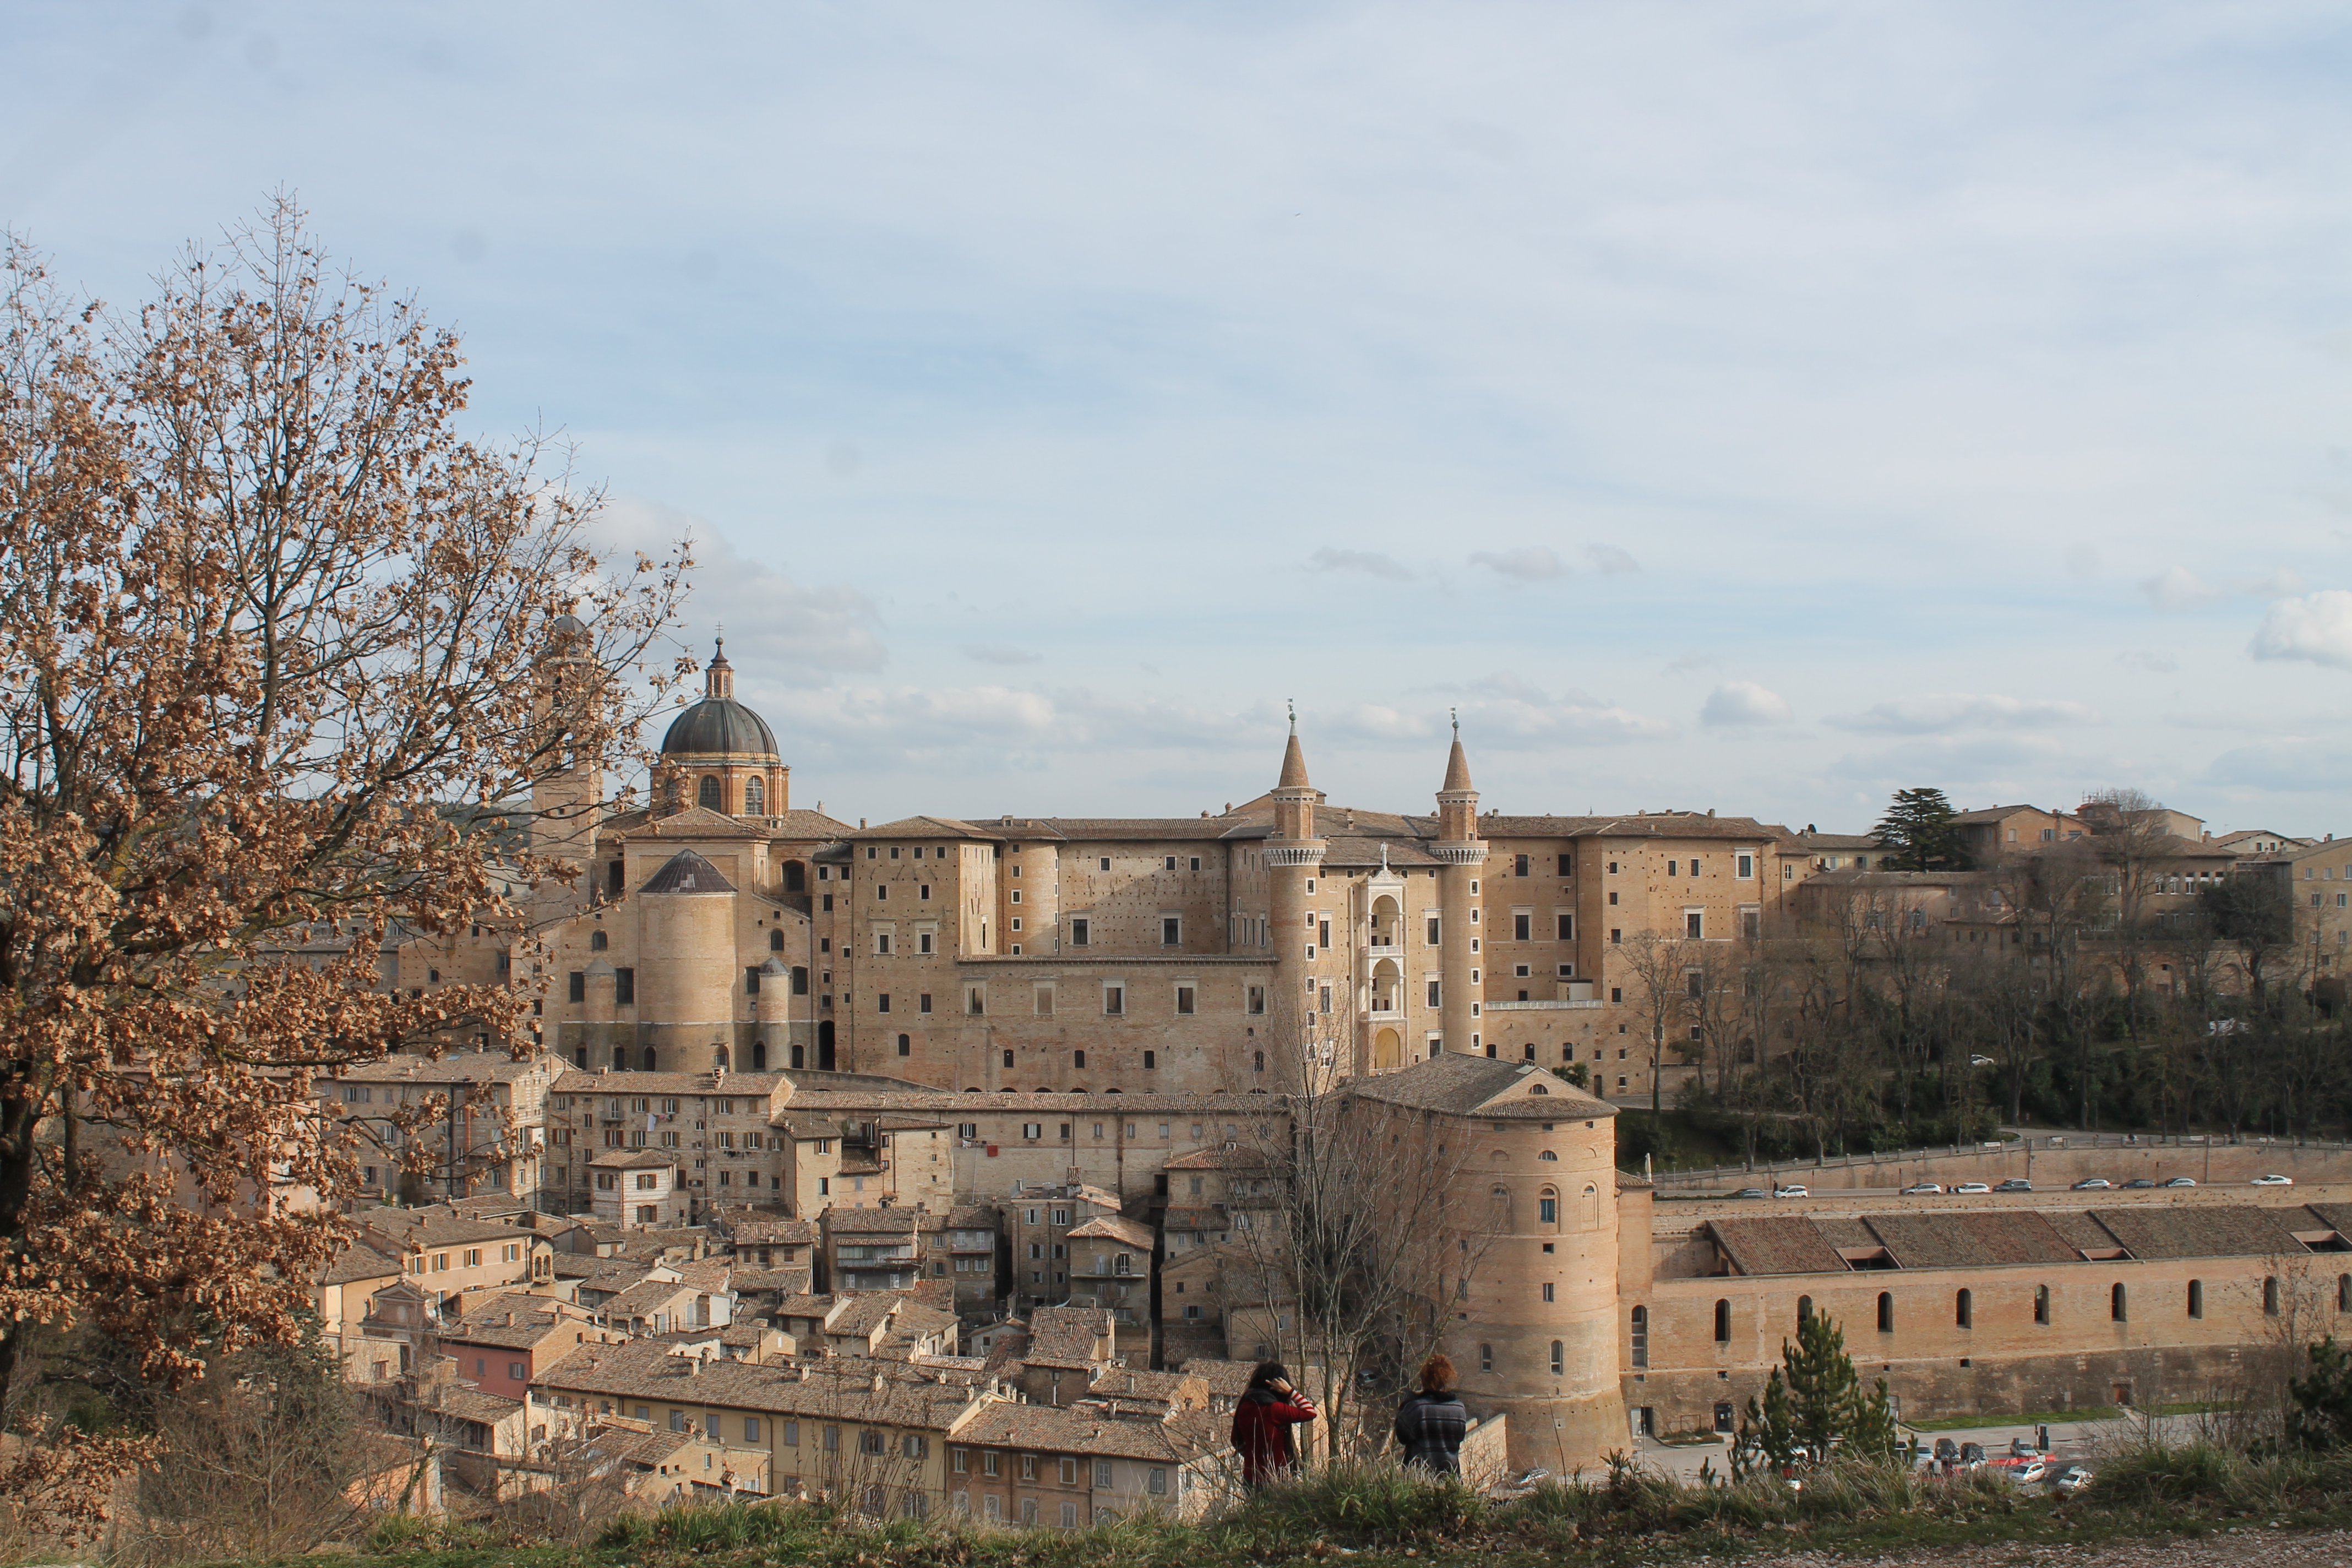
2142, 565, 2224, 611
1700, 681, 1793, 727
1585, 543, 1640, 575
596, 498, 886, 673
1444, 675, 1672, 744
1469, 547, 1567, 581
1832, 694, 2101, 734
2251, 590, 2352, 668
964, 643, 1042, 666
1310, 547, 1412, 580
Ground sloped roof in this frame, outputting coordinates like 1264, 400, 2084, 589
641, 849, 735, 895
1861, 1211, 2080, 1270
320, 1240, 406, 1286
2089, 1205, 2312, 1260
1707, 1217, 1848, 1276
1347, 1054, 1616, 1120
1066, 1215, 1155, 1249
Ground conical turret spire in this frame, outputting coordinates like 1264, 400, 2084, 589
706, 636, 734, 700
1441, 708, 1474, 793
1278, 700, 1311, 789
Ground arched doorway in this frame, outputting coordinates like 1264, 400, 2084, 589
817, 1020, 835, 1071
1375, 1027, 1401, 1071
1370, 894, 1401, 946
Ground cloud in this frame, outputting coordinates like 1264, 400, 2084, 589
2251, 590, 2352, 668
1309, 547, 1411, 580
1469, 546, 1567, 581
2117, 651, 2178, 674
964, 643, 1042, 666
2207, 736, 2352, 792
1700, 681, 1793, 727
1664, 652, 1721, 675
2142, 565, 2224, 611
1832, 694, 2102, 734
1585, 543, 1640, 575
596, 497, 886, 673
1440, 674, 1672, 745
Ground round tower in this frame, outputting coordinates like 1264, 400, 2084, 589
635, 848, 738, 1073
1433, 716, 1487, 1055
1265, 707, 1330, 1081
530, 612, 605, 926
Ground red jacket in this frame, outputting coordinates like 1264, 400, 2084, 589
1231, 1387, 1316, 1484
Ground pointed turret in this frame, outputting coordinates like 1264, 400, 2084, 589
1278, 721, 1311, 790
1270, 703, 1319, 843
1431, 709, 1487, 1059
705, 638, 735, 700
1435, 709, 1481, 843
1442, 731, 1474, 794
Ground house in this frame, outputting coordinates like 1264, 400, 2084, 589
438, 1295, 612, 1401
1064, 1215, 1153, 1327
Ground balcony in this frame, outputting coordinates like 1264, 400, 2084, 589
1366, 943, 1402, 960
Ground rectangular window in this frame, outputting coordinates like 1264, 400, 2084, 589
1175, 984, 1196, 1015
1556, 912, 1574, 940
1425, 915, 1440, 945
1426, 979, 1441, 1008
745, 1417, 761, 1442
614, 967, 635, 1004
1513, 853, 1529, 876
878, 993, 891, 1014
919, 992, 933, 1014
1513, 912, 1531, 941
1071, 917, 1091, 946
567, 971, 585, 1003
1685, 911, 1703, 939
1162, 916, 1182, 946
1104, 984, 1124, 1016
1246, 985, 1265, 1015
966, 986, 986, 1016
1558, 853, 1573, 876
1035, 984, 1055, 1017
1736, 852, 1755, 879
919, 931, 934, 954
745, 965, 761, 994
875, 933, 892, 956
1094, 1459, 1114, 1489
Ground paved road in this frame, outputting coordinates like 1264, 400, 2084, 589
1628, 1409, 2199, 1483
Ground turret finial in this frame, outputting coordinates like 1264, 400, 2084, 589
1451, 706, 1458, 738
1287, 698, 1296, 734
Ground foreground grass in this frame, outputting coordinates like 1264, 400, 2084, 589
208, 1443, 2352, 1568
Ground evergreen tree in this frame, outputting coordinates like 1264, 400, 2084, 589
2290, 1337, 2352, 1451
1875, 787, 1970, 871
1736, 1313, 1903, 1471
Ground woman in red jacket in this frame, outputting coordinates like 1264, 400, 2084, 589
1231, 1362, 1317, 1487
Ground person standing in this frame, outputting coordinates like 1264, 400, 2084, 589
1232, 1362, 1317, 1487
1392, 1354, 1469, 1476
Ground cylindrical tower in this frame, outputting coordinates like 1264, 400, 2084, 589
1264, 711, 1329, 1084
636, 848, 738, 1073
530, 613, 605, 927
1436, 1074, 1629, 1472
1433, 721, 1487, 1055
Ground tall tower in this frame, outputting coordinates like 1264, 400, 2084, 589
1265, 707, 1329, 1080
531, 613, 605, 927
1433, 715, 1487, 1055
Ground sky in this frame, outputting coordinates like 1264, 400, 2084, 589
8, 3, 2352, 835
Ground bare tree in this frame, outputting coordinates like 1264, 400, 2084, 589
1616, 930, 1691, 1120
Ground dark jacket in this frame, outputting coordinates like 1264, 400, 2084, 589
1393, 1390, 1469, 1474
1231, 1385, 1315, 1485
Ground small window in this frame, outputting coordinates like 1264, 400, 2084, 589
2113, 1283, 2128, 1322
1175, 984, 1196, 1015
1071, 918, 1091, 946
1955, 1288, 1972, 1329
567, 971, 585, 1004
2189, 1279, 2205, 1319
2265, 1276, 2281, 1316
1104, 984, 1124, 1016
1479, 1343, 1493, 1373
1629, 1305, 1648, 1368
1796, 1295, 1812, 1328
614, 968, 635, 1005
1877, 1292, 1894, 1333
1550, 1340, 1564, 1374
1713, 1299, 1730, 1343
2034, 1284, 2050, 1325
1162, 916, 1182, 946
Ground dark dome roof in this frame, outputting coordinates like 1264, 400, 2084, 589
660, 698, 778, 759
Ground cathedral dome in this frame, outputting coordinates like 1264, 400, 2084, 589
660, 698, 777, 759
657, 639, 778, 760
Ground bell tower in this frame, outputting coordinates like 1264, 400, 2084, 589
530, 612, 604, 926
1433, 712, 1487, 1055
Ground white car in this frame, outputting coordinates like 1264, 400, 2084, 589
1774, 1184, 1810, 1198
1954, 1182, 1992, 1195
1901, 1182, 1943, 1195
2252, 1174, 2295, 1186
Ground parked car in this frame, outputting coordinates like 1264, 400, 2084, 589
2008, 1438, 2044, 1457
2122, 1178, 2157, 1189
1902, 1182, 1944, 1195
1993, 1456, 2048, 1485
2071, 1178, 2112, 1190
1954, 1182, 1992, 1195
1774, 1184, 1810, 1198
2050, 1463, 2094, 1495
2252, 1174, 2295, 1186
1995, 1178, 2034, 1193
1957, 1441, 1986, 1469
2163, 1177, 2198, 1188
1969, 1055, 1996, 1068
1733, 1187, 1769, 1199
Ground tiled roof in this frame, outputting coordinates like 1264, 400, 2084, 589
554, 1069, 787, 1096
1861, 1211, 2081, 1270
538, 1342, 988, 1427
952, 1402, 1219, 1463
320, 1240, 406, 1286
337, 1050, 553, 1085
1483, 813, 1782, 842
1025, 1305, 1114, 1368
624, 804, 770, 840
823, 1208, 944, 1236
603, 1279, 698, 1317
785, 1088, 1272, 1114
359, 1210, 537, 1250
1066, 1215, 1155, 1249
726, 1218, 818, 1246
1707, 1217, 1849, 1276
1163, 1146, 1271, 1172
1347, 1054, 1615, 1119
443, 1303, 587, 1350
587, 1150, 680, 1170
2089, 1205, 2312, 1260
1087, 1368, 1210, 1407
847, 815, 999, 842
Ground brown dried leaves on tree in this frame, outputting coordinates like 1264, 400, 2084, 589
0, 198, 685, 1531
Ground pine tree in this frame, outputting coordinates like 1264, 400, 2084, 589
1735, 1366, 1799, 1476
1875, 787, 1970, 872
1738, 1313, 1904, 1471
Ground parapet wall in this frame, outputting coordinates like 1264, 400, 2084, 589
1654, 1135, 2352, 1195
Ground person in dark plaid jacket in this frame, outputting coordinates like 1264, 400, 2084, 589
1392, 1354, 1469, 1475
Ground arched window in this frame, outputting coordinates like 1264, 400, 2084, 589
751, 1041, 767, 1070
790, 1044, 805, 1069
1796, 1295, 1812, 1329
714, 1047, 729, 1070
770, 929, 784, 952
640, 1047, 657, 1072
698, 775, 722, 810
2188, 1280, 2204, 1319
1629, 1305, 1649, 1368
612, 1046, 627, 1070
1549, 1340, 1564, 1376
1538, 1189, 1558, 1226
1877, 1292, 1894, 1333
1254, 1050, 1266, 1073
2264, 1276, 2281, 1316
1713, 1299, 1732, 1343
744, 776, 765, 814
1538, 1150, 1558, 1160
1491, 1185, 1512, 1227
2111, 1283, 2128, 1322
590, 929, 608, 951
1955, 1288, 1973, 1329
2034, 1284, 2050, 1325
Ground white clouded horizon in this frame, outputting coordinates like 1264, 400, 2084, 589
9, 2, 2346, 833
